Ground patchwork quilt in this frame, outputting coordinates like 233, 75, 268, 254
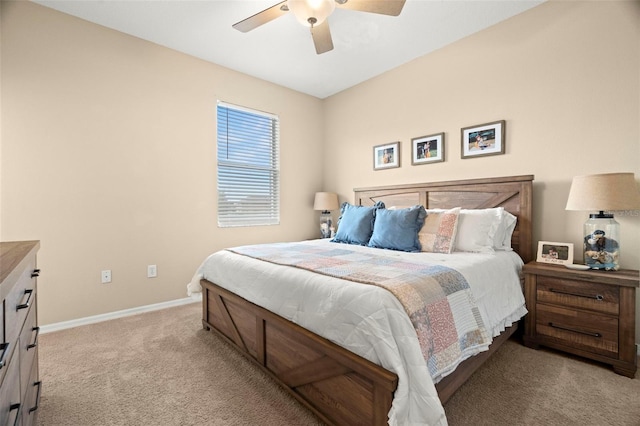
228, 241, 490, 379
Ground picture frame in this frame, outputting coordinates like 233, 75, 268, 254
461, 120, 505, 159
373, 141, 400, 170
536, 241, 574, 265
411, 133, 444, 165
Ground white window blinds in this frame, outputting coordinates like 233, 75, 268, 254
217, 101, 280, 227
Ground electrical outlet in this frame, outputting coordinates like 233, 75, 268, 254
147, 264, 157, 278
101, 270, 112, 284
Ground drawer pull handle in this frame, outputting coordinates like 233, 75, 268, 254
28, 326, 40, 350
0, 342, 10, 369
549, 288, 603, 301
31, 268, 41, 278
10, 403, 21, 426
29, 381, 43, 413
17, 288, 34, 310
549, 322, 602, 338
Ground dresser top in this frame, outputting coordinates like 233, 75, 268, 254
1, 240, 40, 287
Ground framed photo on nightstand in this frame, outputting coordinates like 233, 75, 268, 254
536, 241, 573, 265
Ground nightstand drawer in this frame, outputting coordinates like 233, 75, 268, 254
537, 276, 618, 315
536, 303, 618, 358
524, 262, 638, 377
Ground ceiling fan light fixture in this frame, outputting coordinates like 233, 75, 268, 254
288, 0, 336, 27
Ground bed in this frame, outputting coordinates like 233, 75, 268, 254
192, 175, 533, 425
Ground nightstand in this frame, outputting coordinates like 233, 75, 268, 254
522, 261, 639, 378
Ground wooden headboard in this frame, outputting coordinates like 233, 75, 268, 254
354, 175, 534, 262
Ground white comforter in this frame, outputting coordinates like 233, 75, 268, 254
188, 239, 527, 426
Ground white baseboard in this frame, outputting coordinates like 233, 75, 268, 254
40, 293, 202, 334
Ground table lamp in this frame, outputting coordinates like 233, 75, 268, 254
313, 192, 339, 238
565, 172, 640, 270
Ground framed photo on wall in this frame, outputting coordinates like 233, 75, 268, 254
536, 241, 574, 265
411, 133, 444, 165
461, 120, 505, 159
373, 141, 400, 170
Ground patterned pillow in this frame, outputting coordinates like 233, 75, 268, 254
418, 207, 461, 254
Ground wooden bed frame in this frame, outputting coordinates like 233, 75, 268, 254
201, 175, 533, 425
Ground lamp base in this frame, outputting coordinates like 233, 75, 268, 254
583, 213, 619, 270
319, 211, 333, 239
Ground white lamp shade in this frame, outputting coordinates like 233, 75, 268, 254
288, 0, 336, 27
313, 192, 339, 211
566, 172, 640, 211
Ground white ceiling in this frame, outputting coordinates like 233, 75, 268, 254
33, 0, 544, 99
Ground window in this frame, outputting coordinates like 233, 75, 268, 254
217, 101, 280, 227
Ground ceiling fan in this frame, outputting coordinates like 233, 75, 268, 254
233, 0, 406, 55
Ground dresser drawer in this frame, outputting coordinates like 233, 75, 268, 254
0, 302, 4, 344
0, 350, 21, 426
536, 276, 618, 315
0, 342, 8, 386
19, 301, 39, 396
1, 241, 41, 426
536, 303, 618, 358
21, 360, 41, 426
0, 300, 5, 385
5, 258, 37, 347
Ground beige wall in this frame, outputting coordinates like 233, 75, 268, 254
324, 1, 640, 341
0, 1, 324, 324
0, 3, 3, 237
2, 1, 639, 343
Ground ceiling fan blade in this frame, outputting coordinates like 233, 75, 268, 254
311, 21, 334, 54
232, 1, 289, 33
337, 0, 406, 16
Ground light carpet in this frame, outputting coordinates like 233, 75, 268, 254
37, 303, 640, 425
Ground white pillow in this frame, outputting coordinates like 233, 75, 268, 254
454, 208, 504, 253
494, 210, 517, 251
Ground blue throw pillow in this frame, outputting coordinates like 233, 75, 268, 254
331, 201, 385, 245
368, 205, 427, 252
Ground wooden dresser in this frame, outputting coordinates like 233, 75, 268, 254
0, 241, 42, 425
523, 261, 639, 378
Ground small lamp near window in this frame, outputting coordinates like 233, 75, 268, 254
313, 192, 339, 238
565, 172, 640, 270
